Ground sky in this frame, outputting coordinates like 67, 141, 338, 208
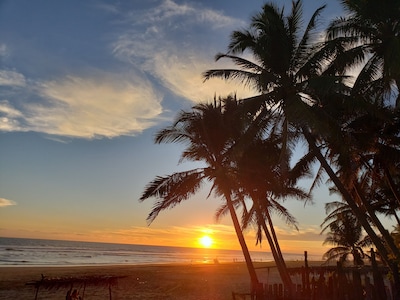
0, 0, 386, 257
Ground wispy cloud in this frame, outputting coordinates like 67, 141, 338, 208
34, 74, 163, 139
0, 198, 17, 207
143, 49, 256, 102
112, 0, 254, 103
0, 100, 24, 132
0, 43, 9, 58
0, 70, 26, 87
135, 0, 239, 29
0, 0, 253, 139
0, 73, 164, 139
274, 225, 325, 242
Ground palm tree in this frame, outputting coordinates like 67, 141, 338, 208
321, 201, 373, 265
320, 107, 400, 263
323, 0, 400, 275
324, 0, 400, 254
139, 96, 262, 294
203, 1, 341, 295
321, 201, 373, 299
203, 0, 344, 211
214, 131, 310, 295
326, 0, 400, 107
203, 0, 400, 285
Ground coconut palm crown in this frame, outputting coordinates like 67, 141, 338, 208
139, 96, 262, 292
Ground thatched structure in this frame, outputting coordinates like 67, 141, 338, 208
26, 274, 126, 300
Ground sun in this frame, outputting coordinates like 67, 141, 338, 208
199, 235, 213, 248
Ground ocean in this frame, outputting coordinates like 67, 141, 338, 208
0, 237, 320, 266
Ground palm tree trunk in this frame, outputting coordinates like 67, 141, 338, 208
394, 212, 400, 226
395, 78, 400, 108
264, 210, 292, 281
383, 165, 400, 208
261, 217, 294, 298
250, 196, 294, 298
302, 129, 395, 264
224, 192, 260, 294
353, 183, 400, 259
303, 129, 400, 299
265, 210, 287, 268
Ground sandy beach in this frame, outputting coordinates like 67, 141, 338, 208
0, 261, 310, 300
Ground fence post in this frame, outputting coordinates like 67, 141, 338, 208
371, 248, 387, 300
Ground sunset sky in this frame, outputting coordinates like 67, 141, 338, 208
0, 0, 392, 257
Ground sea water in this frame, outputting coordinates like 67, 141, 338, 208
0, 237, 320, 266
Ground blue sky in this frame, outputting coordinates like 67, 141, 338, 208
0, 0, 369, 255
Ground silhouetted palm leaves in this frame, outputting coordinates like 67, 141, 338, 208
140, 0, 400, 296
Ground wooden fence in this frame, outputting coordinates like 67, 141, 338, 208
232, 250, 393, 300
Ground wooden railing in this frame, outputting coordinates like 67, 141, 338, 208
232, 250, 393, 300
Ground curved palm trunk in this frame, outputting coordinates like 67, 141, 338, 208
302, 128, 400, 296
353, 183, 400, 259
261, 218, 294, 298
265, 210, 287, 270
224, 192, 260, 295
383, 165, 400, 208
395, 79, 400, 108
394, 212, 400, 227
265, 210, 293, 284
250, 196, 294, 298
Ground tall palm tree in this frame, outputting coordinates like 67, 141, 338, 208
323, 0, 400, 276
203, 1, 338, 296
203, 0, 344, 206
214, 132, 311, 295
203, 0, 400, 285
139, 96, 262, 294
319, 105, 400, 261
324, 0, 400, 260
326, 0, 400, 107
321, 201, 373, 265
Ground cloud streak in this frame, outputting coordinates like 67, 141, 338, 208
0, 198, 17, 207
0, 100, 25, 132
0, 0, 254, 139
112, 0, 255, 103
0, 70, 26, 87
0, 73, 163, 139
135, 0, 239, 29
35, 74, 163, 139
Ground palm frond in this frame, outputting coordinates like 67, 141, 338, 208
228, 30, 257, 54
215, 53, 265, 73
202, 69, 262, 91
139, 170, 205, 224
268, 198, 299, 230
287, 0, 303, 49
292, 4, 326, 70
352, 54, 383, 94
214, 203, 230, 223
289, 150, 316, 186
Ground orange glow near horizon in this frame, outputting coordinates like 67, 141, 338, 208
1, 224, 328, 256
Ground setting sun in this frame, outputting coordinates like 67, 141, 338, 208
199, 235, 213, 248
